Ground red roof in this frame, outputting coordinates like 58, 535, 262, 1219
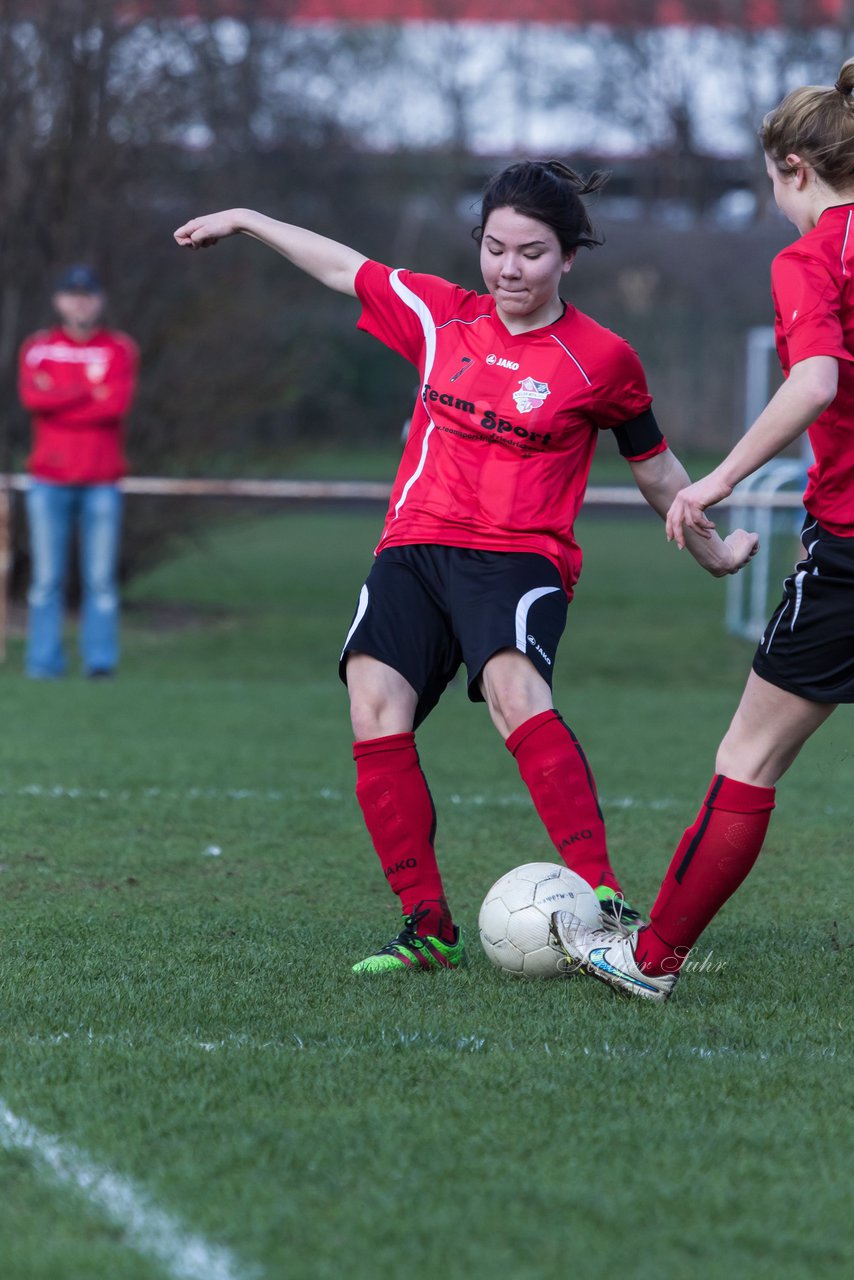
117, 1, 847, 27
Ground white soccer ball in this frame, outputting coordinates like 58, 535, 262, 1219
478, 861, 601, 979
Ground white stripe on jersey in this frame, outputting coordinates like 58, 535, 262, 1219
548, 335, 592, 386
341, 584, 369, 659
389, 269, 439, 520
394, 421, 435, 520
515, 585, 561, 653
842, 211, 853, 277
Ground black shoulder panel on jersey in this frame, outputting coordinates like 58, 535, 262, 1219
613, 408, 664, 459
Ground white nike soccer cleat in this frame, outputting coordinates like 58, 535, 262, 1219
549, 911, 678, 1003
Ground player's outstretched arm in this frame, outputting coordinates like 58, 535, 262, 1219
173, 208, 367, 296
665, 355, 838, 548
630, 447, 759, 577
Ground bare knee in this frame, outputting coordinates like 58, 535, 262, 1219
346, 653, 418, 740
480, 650, 553, 741
349, 697, 406, 740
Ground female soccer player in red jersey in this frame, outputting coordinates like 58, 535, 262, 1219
553, 59, 854, 1001
175, 161, 756, 973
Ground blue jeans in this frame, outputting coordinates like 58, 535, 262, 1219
25, 480, 124, 678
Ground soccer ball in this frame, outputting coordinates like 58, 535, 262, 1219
478, 862, 601, 979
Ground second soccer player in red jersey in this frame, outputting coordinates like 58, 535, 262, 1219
175, 161, 757, 972
553, 59, 854, 1002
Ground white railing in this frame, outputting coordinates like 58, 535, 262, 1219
0, 472, 806, 661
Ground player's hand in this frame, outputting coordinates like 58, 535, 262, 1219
173, 210, 243, 249
665, 472, 733, 548
721, 528, 760, 574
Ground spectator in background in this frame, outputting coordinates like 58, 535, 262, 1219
18, 264, 138, 679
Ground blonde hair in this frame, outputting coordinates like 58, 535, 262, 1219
761, 57, 854, 189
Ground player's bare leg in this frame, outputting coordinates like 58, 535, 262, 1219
346, 652, 418, 739
715, 670, 836, 787
479, 648, 553, 740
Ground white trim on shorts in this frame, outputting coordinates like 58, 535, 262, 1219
515, 585, 561, 654
341, 584, 369, 661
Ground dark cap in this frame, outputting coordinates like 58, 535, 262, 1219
54, 263, 103, 294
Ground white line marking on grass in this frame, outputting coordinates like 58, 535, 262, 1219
0, 1101, 257, 1280
1, 783, 288, 802
21, 1029, 837, 1062
0, 783, 679, 810
194, 1031, 837, 1062
6, 782, 854, 819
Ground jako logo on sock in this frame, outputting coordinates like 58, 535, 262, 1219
385, 858, 417, 879
559, 831, 592, 848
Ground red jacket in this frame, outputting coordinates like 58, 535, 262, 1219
19, 326, 138, 484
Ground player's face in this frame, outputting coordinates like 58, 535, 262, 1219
480, 206, 574, 332
53, 290, 104, 335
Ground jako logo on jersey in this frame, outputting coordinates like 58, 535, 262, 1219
486, 354, 520, 370
526, 633, 553, 666
513, 377, 551, 413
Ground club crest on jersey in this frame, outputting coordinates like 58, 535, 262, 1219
513, 377, 551, 414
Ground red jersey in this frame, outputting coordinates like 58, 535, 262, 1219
355, 260, 658, 596
19, 326, 138, 484
772, 203, 854, 535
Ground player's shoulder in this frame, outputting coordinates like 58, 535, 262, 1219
557, 305, 644, 371
396, 266, 485, 314
559, 303, 631, 347
772, 238, 822, 273
774, 207, 854, 274
361, 259, 486, 316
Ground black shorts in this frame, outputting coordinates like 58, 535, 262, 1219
752, 514, 854, 703
339, 545, 568, 727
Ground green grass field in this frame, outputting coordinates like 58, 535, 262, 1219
0, 505, 850, 1280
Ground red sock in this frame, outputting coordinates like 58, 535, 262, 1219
353, 732, 454, 941
637, 774, 776, 975
505, 710, 620, 893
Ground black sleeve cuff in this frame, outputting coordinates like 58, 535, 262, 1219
612, 408, 664, 459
